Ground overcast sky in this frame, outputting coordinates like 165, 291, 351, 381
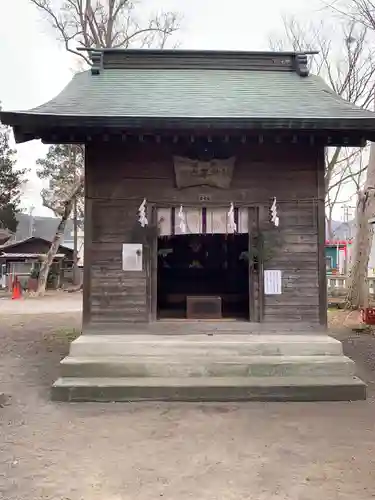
1, 0, 332, 217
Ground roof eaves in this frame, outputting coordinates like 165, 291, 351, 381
0, 253, 66, 259
0, 236, 49, 249
0, 236, 73, 252
3, 113, 375, 129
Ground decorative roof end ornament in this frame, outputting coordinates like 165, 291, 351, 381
138, 199, 148, 227
294, 54, 309, 77
90, 50, 104, 75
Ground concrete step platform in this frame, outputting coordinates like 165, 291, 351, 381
61, 355, 356, 378
70, 335, 344, 358
52, 376, 367, 402
86, 322, 325, 335
54, 334, 366, 402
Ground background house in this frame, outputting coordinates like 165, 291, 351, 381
325, 240, 351, 275
9, 213, 84, 266
328, 219, 375, 276
0, 236, 74, 290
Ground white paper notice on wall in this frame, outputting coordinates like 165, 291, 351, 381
122, 243, 143, 271
264, 270, 282, 295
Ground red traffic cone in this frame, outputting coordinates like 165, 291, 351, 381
11, 279, 21, 300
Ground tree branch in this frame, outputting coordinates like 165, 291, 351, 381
30, 0, 180, 61
329, 163, 368, 192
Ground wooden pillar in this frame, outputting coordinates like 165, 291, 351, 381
248, 206, 263, 322
316, 148, 328, 327
82, 197, 92, 330
149, 204, 158, 322
257, 205, 265, 323
248, 207, 256, 321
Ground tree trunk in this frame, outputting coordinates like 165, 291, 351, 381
36, 197, 75, 296
346, 142, 375, 309
345, 193, 374, 308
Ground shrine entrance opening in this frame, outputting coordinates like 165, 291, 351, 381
156, 207, 250, 320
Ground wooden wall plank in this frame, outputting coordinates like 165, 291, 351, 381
85, 141, 322, 327
316, 149, 328, 326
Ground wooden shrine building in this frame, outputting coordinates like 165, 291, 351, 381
3, 49, 375, 401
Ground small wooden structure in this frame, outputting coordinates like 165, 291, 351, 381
0, 237, 73, 290
325, 239, 351, 275
2, 49, 375, 401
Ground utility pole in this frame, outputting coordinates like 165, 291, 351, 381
28, 206, 35, 238
341, 204, 355, 239
341, 204, 356, 275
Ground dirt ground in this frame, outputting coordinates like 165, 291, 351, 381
0, 291, 82, 315
1, 307, 375, 499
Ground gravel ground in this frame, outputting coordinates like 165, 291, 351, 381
1, 312, 375, 500
0, 292, 82, 315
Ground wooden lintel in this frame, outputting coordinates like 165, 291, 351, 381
323, 135, 366, 147
35, 132, 369, 148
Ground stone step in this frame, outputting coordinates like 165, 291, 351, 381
70, 335, 344, 358
51, 376, 367, 402
61, 355, 355, 378
86, 322, 324, 335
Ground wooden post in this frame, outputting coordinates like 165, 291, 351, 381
150, 204, 158, 321
72, 146, 81, 286
258, 205, 265, 323
82, 196, 92, 330
317, 148, 328, 326
248, 207, 256, 322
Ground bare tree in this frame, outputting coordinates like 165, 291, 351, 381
30, 0, 180, 64
36, 144, 84, 294
30, 0, 180, 295
329, 1, 375, 32
325, 1, 375, 307
270, 16, 374, 240
37, 172, 84, 295
346, 139, 375, 309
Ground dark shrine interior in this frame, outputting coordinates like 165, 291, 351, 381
157, 234, 249, 319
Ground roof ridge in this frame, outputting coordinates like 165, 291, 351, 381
84, 48, 316, 77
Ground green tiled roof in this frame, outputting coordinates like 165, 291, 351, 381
26, 69, 375, 120
2, 49, 375, 141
